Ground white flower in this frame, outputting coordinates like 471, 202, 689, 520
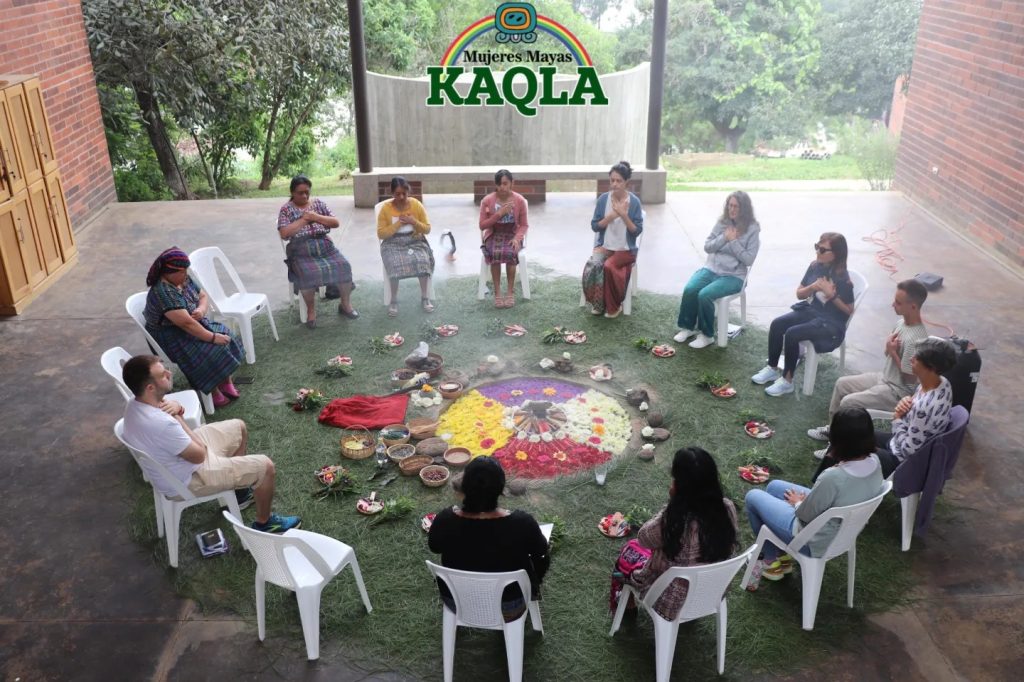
440, 432, 453, 441
562, 351, 571, 360
641, 443, 656, 452
487, 355, 499, 364
639, 401, 649, 411
541, 432, 553, 442
528, 434, 541, 443
517, 430, 528, 439
539, 358, 555, 369
433, 395, 442, 405
641, 426, 654, 437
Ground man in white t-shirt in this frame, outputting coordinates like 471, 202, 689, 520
807, 279, 931, 452
121, 354, 300, 533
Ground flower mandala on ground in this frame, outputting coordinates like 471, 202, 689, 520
560, 390, 631, 454
437, 390, 514, 455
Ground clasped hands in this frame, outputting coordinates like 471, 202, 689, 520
893, 395, 914, 420
784, 489, 807, 506
813, 277, 837, 300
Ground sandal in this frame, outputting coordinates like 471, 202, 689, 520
738, 465, 770, 484
494, 295, 507, 309
387, 302, 399, 318
505, 295, 515, 308
422, 298, 435, 313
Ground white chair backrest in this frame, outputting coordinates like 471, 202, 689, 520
425, 561, 532, 629
114, 418, 197, 501
789, 480, 892, 561
101, 347, 135, 401
125, 291, 175, 367
847, 269, 869, 321
643, 544, 756, 622
222, 510, 334, 589
188, 246, 247, 309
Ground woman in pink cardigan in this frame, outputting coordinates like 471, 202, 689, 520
479, 169, 529, 308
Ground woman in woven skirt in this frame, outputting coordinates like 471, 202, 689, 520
582, 161, 644, 318
378, 176, 435, 317
277, 175, 358, 329
143, 247, 244, 410
479, 169, 529, 308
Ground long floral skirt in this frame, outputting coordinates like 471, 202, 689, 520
582, 250, 636, 315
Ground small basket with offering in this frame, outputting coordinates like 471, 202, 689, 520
340, 425, 375, 460
399, 454, 433, 476
420, 464, 451, 488
443, 447, 472, 467
437, 380, 465, 400
408, 417, 439, 440
380, 423, 410, 446
387, 443, 417, 464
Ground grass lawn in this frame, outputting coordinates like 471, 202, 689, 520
225, 174, 354, 199
127, 274, 913, 680
665, 154, 862, 186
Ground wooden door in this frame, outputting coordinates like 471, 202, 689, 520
0, 94, 26, 198
0, 199, 34, 304
3, 86, 42, 186
26, 180, 62, 274
44, 172, 76, 261
23, 79, 58, 175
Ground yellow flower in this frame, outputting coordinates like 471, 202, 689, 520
421, 384, 434, 393
594, 424, 606, 435
437, 390, 514, 455
543, 387, 557, 396
553, 451, 567, 461
515, 450, 529, 461
510, 389, 523, 396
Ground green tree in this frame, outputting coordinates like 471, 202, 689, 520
814, 0, 922, 118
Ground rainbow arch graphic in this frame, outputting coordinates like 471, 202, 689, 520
440, 14, 593, 67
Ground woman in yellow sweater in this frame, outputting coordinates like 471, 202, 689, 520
377, 176, 436, 316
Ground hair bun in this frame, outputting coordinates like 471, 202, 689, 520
619, 160, 631, 170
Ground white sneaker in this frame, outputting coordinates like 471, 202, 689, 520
765, 377, 794, 397
751, 365, 781, 385
807, 426, 830, 441
813, 447, 829, 460
673, 328, 697, 343
688, 333, 715, 349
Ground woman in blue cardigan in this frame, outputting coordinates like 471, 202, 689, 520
582, 161, 644, 318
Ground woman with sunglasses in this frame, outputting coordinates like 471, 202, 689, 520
751, 233, 855, 396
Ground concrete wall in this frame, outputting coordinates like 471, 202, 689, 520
0, 0, 116, 230
366, 63, 650, 167
894, 0, 1023, 267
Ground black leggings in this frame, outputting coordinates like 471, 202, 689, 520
768, 309, 844, 378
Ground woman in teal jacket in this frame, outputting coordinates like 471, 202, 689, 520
582, 161, 644, 318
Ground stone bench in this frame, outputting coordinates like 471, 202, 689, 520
355, 165, 665, 207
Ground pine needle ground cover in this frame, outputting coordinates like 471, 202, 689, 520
123, 275, 914, 680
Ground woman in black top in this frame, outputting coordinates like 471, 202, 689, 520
428, 457, 550, 621
751, 232, 855, 397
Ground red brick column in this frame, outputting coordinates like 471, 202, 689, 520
0, 0, 116, 230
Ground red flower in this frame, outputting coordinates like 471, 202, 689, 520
589, 436, 602, 444
480, 438, 496, 449
483, 400, 495, 408
592, 417, 605, 424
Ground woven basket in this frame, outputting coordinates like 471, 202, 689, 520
387, 443, 416, 464
340, 425, 375, 460
419, 464, 451, 487
399, 455, 433, 476
408, 417, 438, 440
380, 423, 410, 446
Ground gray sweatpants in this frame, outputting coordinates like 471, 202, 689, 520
828, 372, 912, 418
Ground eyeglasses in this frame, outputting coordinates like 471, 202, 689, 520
814, 245, 833, 254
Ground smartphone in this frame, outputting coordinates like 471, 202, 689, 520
233, 376, 254, 385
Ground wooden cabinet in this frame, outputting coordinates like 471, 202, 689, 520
0, 75, 77, 315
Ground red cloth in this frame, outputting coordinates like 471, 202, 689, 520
318, 393, 409, 429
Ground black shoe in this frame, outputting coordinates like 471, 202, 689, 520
323, 284, 341, 300
235, 487, 254, 511
338, 305, 359, 319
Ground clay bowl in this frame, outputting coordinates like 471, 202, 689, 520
443, 447, 472, 468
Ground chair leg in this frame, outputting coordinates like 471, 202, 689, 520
502, 617, 527, 682
200, 391, 215, 415
263, 299, 279, 341
519, 252, 531, 299
255, 572, 267, 642
739, 289, 747, 324
839, 340, 847, 370
739, 535, 767, 590
609, 585, 634, 636
528, 599, 543, 634
441, 607, 457, 682
579, 290, 587, 308
901, 493, 919, 551
802, 350, 818, 396
846, 545, 857, 608
799, 560, 826, 630
238, 316, 257, 365
295, 585, 324, 660
346, 556, 373, 613
382, 265, 391, 304
623, 264, 637, 315
716, 299, 729, 348
477, 255, 490, 300
153, 489, 165, 538
717, 599, 728, 675
652, 618, 680, 682
166, 500, 181, 568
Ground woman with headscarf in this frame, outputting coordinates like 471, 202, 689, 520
143, 247, 244, 409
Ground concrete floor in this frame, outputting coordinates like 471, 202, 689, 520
1, 191, 1021, 681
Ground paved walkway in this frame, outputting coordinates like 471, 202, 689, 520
0, 191, 1020, 680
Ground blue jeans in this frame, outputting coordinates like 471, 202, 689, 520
676, 268, 744, 337
767, 308, 844, 378
745, 480, 812, 561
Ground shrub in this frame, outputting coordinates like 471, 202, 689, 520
838, 118, 899, 190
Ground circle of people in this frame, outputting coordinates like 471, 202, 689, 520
123, 160, 960, 614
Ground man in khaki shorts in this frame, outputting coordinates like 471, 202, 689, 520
121, 354, 300, 533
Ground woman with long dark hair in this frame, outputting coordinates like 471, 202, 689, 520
479, 168, 529, 308
428, 457, 550, 621
611, 448, 738, 619
751, 232, 855, 396
377, 176, 435, 317
674, 191, 761, 348
745, 408, 884, 587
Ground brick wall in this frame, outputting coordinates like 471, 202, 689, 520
894, 0, 1024, 267
0, 0, 116, 230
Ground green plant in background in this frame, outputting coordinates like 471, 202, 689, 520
541, 326, 570, 344
483, 317, 506, 338
631, 337, 656, 351
371, 495, 415, 525
846, 126, 900, 191
625, 504, 653, 529
696, 370, 729, 388
367, 337, 392, 355
417, 321, 441, 343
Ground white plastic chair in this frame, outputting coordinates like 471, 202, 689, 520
376, 200, 436, 304
609, 544, 756, 678
425, 561, 543, 682
714, 268, 750, 348
739, 480, 892, 630
477, 249, 532, 300
223, 510, 372, 660
188, 246, 278, 364
101, 347, 204, 430
799, 269, 869, 395
279, 237, 314, 324
578, 228, 643, 315
126, 291, 215, 415
114, 419, 241, 568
